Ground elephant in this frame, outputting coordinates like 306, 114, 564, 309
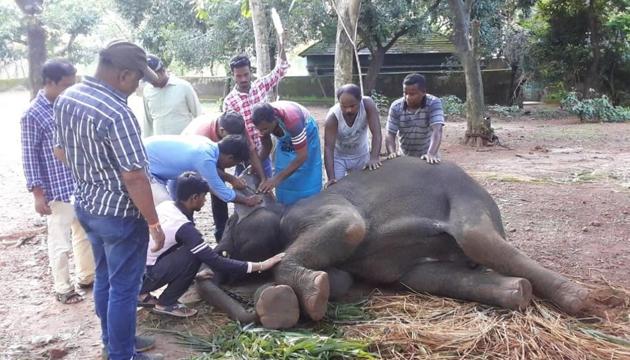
196, 157, 591, 329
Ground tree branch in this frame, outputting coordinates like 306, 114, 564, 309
55, 33, 78, 57
384, 26, 410, 51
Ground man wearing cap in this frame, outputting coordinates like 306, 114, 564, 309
54, 40, 165, 360
142, 55, 202, 137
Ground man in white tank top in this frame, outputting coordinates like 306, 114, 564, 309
324, 84, 382, 187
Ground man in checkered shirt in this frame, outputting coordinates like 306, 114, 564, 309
223, 42, 290, 181
20, 59, 95, 305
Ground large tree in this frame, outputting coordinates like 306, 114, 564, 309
447, 0, 490, 146
14, 0, 45, 98
332, 0, 360, 90
357, 0, 441, 94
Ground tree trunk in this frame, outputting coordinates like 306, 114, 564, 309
584, 0, 601, 97
447, 0, 491, 147
25, 16, 46, 99
364, 47, 385, 95
249, 0, 272, 97
334, 0, 360, 91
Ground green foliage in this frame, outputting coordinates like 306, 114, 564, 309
176, 322, 376, 360
487, 105, 521, 117
370, 90, 393, 116
561, 91, 630, 122
441, 95, 465, 116
526, 0, 630, 102
0, 0, 108, 65
0, 2, 25, 63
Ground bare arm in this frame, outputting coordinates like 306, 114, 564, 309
259, 134, 273, 161
385, 132, 398, 158
323, 113, 338, 186
142, 96, 154, 137
363, 97, 383, 169
121, 168, 164, 251
259, 146, 307, 193
421, 124, 444, 164
248, 147, 267, 182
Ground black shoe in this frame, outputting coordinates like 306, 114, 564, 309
101, 335, 157, 359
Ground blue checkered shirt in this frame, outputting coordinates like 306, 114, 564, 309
54, 77, 149, 218
21, 90, 75, 203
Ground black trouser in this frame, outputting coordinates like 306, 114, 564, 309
140, 247, 201, 306
211, 193, 229, 242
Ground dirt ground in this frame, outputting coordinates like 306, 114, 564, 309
0, 89, 628, 359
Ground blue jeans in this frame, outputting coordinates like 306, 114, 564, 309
75, 206, 149, 360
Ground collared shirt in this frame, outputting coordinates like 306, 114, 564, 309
144, 135, 236, 203
143, 75, 202, 137
271, 101, 310, 151
54, 76, 149, 218
386, 94, 445, 157
21, 90, 75, 203
222, 60, 289, 151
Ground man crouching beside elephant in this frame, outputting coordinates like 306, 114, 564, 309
198, 157, 594, 329
139, 171, 284, 318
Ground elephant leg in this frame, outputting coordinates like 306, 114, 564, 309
449, 212, 589, 315
400, 262, 532, 310
253, 283, 300, 329
274, 207, 367, 321
196, 279, 257, 323
327, 268, 354, 301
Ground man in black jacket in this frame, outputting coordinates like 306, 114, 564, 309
138, 171, 284, 317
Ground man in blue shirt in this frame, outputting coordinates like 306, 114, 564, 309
144, 134, 262, 208
21, 59, 94, 304
55, 41, 165, 360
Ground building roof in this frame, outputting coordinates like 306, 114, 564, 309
299, 34, 456, 57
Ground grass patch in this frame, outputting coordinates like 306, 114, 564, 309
176, 322, 376, 359
472, 171, 548, 184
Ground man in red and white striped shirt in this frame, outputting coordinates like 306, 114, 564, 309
223, 40, 289, 180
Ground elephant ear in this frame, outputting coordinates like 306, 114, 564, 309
215, 213, 240, 258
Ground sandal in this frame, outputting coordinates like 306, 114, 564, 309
138, 293, 159, 308
152, 303, 198, 318
56, 289, 84, 304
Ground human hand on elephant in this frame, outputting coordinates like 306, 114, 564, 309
255, 252, 285, 272
229, 177, 248, 190
364, 157, 382, 170
258, 176, 280, 194
420, 153, 441, 164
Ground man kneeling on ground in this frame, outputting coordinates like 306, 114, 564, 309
139, 171, 284, 317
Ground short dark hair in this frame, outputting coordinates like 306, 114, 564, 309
218, 134, 250, 162
251, 103, 276, 126
403, 73, 427, 91
336, 84, 362, 101
175, 171, 210, 202
229, 55, 251, 71
218, 111, 246, 135
42, 59, 76, 85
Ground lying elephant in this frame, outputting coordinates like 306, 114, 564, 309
197, 157, 591, 329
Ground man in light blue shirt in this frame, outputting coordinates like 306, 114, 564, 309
144, 134, 262, 208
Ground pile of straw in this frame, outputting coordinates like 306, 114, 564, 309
341, 289, 630, 359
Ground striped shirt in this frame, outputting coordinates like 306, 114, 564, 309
386, 94, 445, 157
21, 90, 75, 203
223, 60, 289, 151
54, 76, 148, 218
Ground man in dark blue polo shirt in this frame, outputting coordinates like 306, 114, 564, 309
54, 40, 165, 360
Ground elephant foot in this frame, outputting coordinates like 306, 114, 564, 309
255, 285, 300, 329
497, 277, 532, 310
302, 271, 330, 321
550, 281, 590, 315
